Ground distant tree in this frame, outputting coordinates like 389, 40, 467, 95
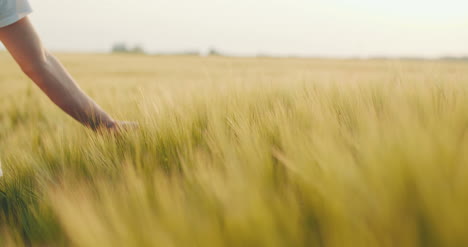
131, 44, 146, 54
112, 43, 146, 54
112, 42, 129, 53
208, 47, 222, 56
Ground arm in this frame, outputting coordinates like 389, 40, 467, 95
0, 17, 115, 130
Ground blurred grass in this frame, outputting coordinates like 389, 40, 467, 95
1, 52, 468, 246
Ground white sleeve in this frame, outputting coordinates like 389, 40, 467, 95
0, 0, 33, 28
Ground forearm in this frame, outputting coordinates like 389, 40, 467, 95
29, 51, 115, 130
0, 18, 117, 131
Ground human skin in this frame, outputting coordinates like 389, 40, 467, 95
0, 17, 128, 131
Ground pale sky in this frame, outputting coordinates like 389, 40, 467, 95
4, 0, 468, 57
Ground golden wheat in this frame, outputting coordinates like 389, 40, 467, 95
1, 52, 468, 246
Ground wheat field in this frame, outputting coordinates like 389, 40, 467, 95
1, 52, 468, 246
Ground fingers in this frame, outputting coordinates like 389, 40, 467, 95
113, 121, 139, 131
95, 121, 139, 135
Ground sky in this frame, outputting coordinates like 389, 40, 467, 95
4, 0, 468, 57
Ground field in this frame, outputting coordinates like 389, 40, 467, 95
1, 52, 468, 246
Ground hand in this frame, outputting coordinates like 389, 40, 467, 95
109, 121, 139, 132
97, 121, 139, 134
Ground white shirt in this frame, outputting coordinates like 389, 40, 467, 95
0, 0, 32, 28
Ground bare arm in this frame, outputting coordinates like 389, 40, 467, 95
0, 17, 115, 130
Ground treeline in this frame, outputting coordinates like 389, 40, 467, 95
111, 43, 223, 56
110, 43, 468, 60
438, 56, 468, 61
111, 43, 146, 54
